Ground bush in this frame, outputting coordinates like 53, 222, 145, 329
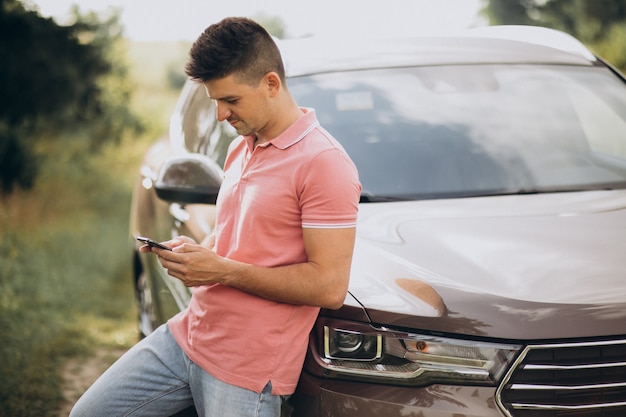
0, 141, 137, 417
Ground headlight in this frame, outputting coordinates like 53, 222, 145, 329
313, 318, 522, 386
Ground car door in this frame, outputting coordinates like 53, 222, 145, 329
166, 81, 238, 243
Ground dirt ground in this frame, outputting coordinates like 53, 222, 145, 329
56, 347, 128, 416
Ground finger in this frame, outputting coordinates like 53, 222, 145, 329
164, 267, 194, 287
171, 242, 205, 254
158, 258, 183, 279
153, 245, 183, 260
155, 252, 181, 269
169, 235, 197, 248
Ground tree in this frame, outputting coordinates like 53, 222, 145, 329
481, 0, 626, 71
0, 0, 141, 195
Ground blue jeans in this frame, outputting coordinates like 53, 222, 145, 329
69, 325, 282, 417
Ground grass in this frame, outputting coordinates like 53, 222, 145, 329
0, 40, 189, 417
0, 144, 138, 417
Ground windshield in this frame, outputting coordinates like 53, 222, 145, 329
289, 65, 626, 200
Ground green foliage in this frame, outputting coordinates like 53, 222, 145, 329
0, 38, 185, 415
481, 0, 535, 26
590, 24, 626, 71
0, 0, 142, 196
167, 62, 188, 91
125, 41, 190, 139
0, 123, 37, 192
481, 0, 626, 72
535, 0, 626, 42
0, 140, 137, 417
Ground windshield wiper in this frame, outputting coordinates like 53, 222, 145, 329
503, 182, 626, 195
359, 183, 626, 203
359, 194, 410, 203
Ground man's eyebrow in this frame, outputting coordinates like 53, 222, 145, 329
203, 87, 238, 102
208, 94, 240, 102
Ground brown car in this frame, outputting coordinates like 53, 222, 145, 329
130, 26, 626, 417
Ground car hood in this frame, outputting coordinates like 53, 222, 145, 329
348, 190, 626, 340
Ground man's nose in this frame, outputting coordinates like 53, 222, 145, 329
216, 103, 231, 122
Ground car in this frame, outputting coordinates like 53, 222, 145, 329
129, 25, 626, 417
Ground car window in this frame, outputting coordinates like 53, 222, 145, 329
176, 85, 217, 153
565, 72, 626, 159
174, 84, 238, 168
200, 117, 238, 169
288, 65, 626, 200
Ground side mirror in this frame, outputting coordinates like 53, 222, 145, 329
155, 154, 223, 204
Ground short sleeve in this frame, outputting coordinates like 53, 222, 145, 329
299, 148, 361, 228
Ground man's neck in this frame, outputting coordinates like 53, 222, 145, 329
255, 102, 303, 145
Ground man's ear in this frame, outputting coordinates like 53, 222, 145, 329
264, 72, 281, 97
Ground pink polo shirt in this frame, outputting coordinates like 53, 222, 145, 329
168, 108, 361, 395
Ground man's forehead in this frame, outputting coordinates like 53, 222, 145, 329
202, 75, 253, 100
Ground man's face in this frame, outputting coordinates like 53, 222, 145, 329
203, 74, 269, 137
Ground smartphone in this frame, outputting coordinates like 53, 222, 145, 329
135, 236, 172, 251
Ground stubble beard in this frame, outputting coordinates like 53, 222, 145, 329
231, 119, 255, 137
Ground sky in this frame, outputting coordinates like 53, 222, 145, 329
26, 0, 486, 42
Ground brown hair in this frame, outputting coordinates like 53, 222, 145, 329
185, 17, 285, 86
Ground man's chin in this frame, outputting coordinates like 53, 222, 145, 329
235, 126, 255, 136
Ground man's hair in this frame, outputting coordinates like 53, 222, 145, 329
185, 17, 285, 86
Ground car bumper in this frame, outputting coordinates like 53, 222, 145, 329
287, 373, 504, 417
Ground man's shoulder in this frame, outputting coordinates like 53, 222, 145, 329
303, 125, 352, 161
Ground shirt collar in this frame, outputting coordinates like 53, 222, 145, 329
244, 108, 319, 151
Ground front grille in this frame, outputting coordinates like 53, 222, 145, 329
496, 339, 626, 417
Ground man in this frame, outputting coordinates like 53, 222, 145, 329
70, 17, 361, 417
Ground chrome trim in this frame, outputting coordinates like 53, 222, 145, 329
140, 164, 158, 181
495, 339, 626, 417
496, 344, 531, 417
511, 381, 626, 391
512, 400, 626, 411
523, 361, 626, 370
169, 203, 190, 223
525, 339, 626, 349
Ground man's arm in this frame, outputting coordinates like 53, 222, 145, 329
152, 226, 356, 310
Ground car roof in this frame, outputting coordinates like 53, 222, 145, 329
278, 25, 597, 77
